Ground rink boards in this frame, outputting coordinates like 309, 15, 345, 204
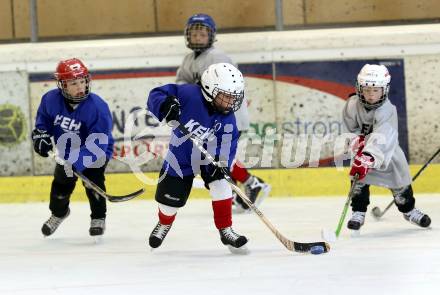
1, 164, 439, 203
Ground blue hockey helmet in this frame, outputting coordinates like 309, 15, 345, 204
184, 14, 216, 52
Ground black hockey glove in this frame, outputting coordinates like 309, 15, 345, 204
201, 162, 227, 188
160, 95, 180, 124
32, 128, 53, 157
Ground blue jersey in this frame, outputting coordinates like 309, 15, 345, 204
147, 83, 239, 177
35, 89, 114, 172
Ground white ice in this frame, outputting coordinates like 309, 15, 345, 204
1, 195, 439, 295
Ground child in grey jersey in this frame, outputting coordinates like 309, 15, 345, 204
343, 64, 431, 230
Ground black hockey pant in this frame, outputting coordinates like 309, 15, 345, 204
49, 163, 107, 219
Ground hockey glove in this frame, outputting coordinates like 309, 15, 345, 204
349, 152, 374, 180
32, 128, 53, 157
160, 95, 180, 124
201, 163, 227, 189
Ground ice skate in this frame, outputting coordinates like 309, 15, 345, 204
245, 176, 271, 207
235, 176, 271, 213
347, 211, 365, 231
149, 222, 172, 249
41, 209, 70, 236
219, 227, 249, 254
232, 190, 249, 214
403, 208, 431, 228
89, 218, 105, 244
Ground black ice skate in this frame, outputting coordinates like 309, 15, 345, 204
41, 209, 70, 236
219, 227, 249, 254
149, 222, 172, 249
347, 211, 365, 230
404, 208, 431, 228
235, 176, 271, 213
89, 218, 106, 236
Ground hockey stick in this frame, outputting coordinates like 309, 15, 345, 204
336, 175, 359, 237
176, 123, 330, 254
321, 175, 359, 242
48, 151, 144, 202
371, 146, 440, 219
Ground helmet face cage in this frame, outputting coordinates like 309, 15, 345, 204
56, 74, 91, 104
185, 23, 215, 52
211, 87, 244, 114
356, 82, 389, 110
355, 64, 391, 110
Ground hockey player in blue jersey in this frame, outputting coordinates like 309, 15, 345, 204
177, 13, 271, 213
147, 63, 249, 253
32, 58, 114, 238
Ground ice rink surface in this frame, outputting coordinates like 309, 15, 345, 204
1, 195, 439, 295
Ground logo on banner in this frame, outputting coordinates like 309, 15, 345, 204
0, 104, 27, 147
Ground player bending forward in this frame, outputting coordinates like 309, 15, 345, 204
32, 58, 114, 238
177, 13, 271, 213
147, 63, 248, 253
343, 64, 431, 231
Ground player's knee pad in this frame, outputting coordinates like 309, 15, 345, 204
208, 179, 232, 201
200, 165, 225, 189
391, 185, 415, 212
155, 172, 193, 208
51, 178, 75, 198
350, 181, 370, 211
352, 181, 369, 197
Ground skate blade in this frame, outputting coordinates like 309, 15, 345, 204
321, 228, 337, 243
254, 185, 271, 208
93, 235, 103, 244
350, 230, 361, 238
227, 244, 250, 255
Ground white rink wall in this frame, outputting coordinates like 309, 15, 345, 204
1, 24, 440, 176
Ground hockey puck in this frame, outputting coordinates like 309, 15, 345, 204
310, 245, 325, 255
371, 206, 381, 219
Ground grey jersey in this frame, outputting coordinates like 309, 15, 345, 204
342, 95, 411, 188
176, 47, 250, 131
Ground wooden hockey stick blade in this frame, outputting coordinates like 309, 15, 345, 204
230, 181, 330, 254
176, 124, 330, 254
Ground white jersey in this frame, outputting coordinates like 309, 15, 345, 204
176, 47, 250, 131
342, 95, 412, 188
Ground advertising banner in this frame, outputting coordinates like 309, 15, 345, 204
0, 71, 32, 176
28, 59, 407, 174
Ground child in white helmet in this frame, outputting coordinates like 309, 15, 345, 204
343, 64, 431, 231
147, 63, 248, 254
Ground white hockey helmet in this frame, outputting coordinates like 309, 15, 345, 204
356, 64, 391, 109
200, 63, 245, 114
